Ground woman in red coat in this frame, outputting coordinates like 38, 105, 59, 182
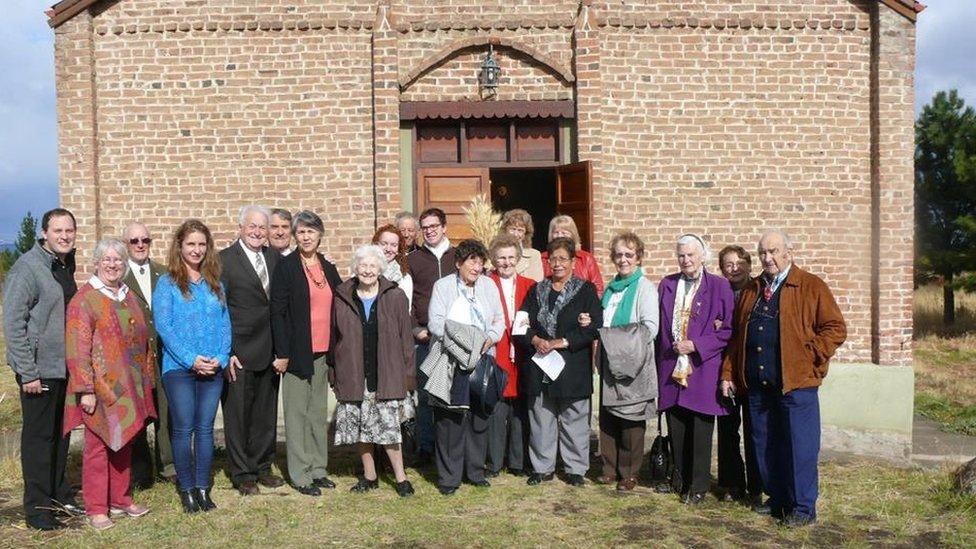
541, 215, 604, 297
486, 234, 536, 477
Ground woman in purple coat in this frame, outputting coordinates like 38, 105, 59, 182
655, 233, 734, 505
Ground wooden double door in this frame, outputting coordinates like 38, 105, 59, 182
416, 161, 593, 250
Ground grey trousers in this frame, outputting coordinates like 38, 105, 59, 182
433, 407, 488, 488
282, 354, 330, 487
486, 397, 529, 473
528, 395, 591, 476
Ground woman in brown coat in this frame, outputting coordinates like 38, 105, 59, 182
331, 244, 416, 497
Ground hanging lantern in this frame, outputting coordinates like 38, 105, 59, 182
479, 44, 501, 92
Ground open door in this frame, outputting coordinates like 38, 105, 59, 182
555, 161, 593, 251
416, 167, 490, 242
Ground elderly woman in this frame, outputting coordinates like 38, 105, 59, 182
656, 233, 734, 505
421, 239, 504, 495
64, 238, 156, 529
516, 237, 602, 487
270, 210, 342, 496
541, 215, 604, 296
331, 245, 416, 497
501, 209, 544, 282
153, 220, 231, 513
486, 234, 536, 477
585, 231, 659, 492
372, 224, 413, 310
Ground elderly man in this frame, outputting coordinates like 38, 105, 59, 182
269, 208, 294, 256
716, 245, 763, 508
3, 208, 84, 530
721, 230, 847, 527
219, 205, 284, 495
395, 211, 420, 254
123, 222, 176, 488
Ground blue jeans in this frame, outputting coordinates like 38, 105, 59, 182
163, 369, 224, 490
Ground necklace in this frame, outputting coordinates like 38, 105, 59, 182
302, 258, 326, 289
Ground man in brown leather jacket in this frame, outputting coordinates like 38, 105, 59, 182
721, 229, 847, 528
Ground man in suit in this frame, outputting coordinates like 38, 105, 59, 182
123, 222, 176, 487
220, 205, 285, 495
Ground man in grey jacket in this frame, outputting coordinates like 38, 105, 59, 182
2, 208, 83, 530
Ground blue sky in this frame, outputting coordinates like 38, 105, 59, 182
0, 0, 974, 244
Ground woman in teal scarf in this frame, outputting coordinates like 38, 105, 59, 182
585, 232, 659, 491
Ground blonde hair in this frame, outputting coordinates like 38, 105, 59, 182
501, 209, 535, 247
547, 215, 581, 247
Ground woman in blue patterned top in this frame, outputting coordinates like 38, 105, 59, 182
153, 219, 231, 513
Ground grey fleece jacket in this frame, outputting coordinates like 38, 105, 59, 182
2, 243, 69, 382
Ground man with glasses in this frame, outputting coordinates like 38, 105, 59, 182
123, 222, 176, 487
406, 208, 457, 466
721, 230, 846, 528
3, 208, 84, 530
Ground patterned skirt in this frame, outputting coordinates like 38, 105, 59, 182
334, 390, 403, 446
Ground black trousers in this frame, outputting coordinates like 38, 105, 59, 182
486, 397, 530, 474
599, 411, 646, 481
221, 366, 280, 485
717, 400, 763, 496
19, 377, 73, 521
667, 406, 715, 495
433, 407, 488, 489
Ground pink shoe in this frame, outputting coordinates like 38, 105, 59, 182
88, 515, 115, 530
109, 504, 150, 518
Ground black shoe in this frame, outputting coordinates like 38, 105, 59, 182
438, 485, 458, 496
178, 489, 200, 513
527, 472, 554, 486
683, 492, 707, 505
26, 515, 65, 531
485, 469, 500, 479
395, 480, 415, 497
565, 474, 586, 487
194, 488, 216, 511
350, 477, 379, 493
55, 499, 86, 517
295, 484, 322, 496
312, 476, 336, 489
236, 480, 260, 496
653, 482, 674, 494
781, 512, 816, 528
469, 479, 491, 487
752, 497, 772, 515
508, 468, 525, 477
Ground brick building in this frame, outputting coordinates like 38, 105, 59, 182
48, 0, 922, 459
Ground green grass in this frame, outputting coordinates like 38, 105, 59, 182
916, 392, 976, 437
0, 450, 972, 548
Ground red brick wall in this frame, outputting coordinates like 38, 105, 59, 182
54, 0, 915, 365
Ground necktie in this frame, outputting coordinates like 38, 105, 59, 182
763, 284, 773, 301
255, 253, 269, 295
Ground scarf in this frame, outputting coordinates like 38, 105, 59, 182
670, 273, 702, 387
535, 276, 584, 338
383, 259, 403, 284
602, 270, 642, 328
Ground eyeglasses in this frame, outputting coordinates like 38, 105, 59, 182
421, 223, 442, 232
99, 257, 124, 265
129, 238, 152, 245
548, 256, 572, 264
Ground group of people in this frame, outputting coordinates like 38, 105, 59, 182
2, 204, 846, 531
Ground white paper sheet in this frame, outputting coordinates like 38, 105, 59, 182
446, 295, 472, 325
532, 350, 566, 380
511, 310, 529, 336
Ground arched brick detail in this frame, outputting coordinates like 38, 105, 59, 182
399, 35, 575, 91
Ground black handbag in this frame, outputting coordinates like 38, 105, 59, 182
469, 354, 508, 417
648, 412, 672, 483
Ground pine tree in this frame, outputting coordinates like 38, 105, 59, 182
14, 211, 37, 255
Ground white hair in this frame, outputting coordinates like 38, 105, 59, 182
395, 211, 418, 228
351, 244, 388, 273
676, 233, 711, 262
238, 205, 271, 226
758, 229, 794, 251
92, 237, 130, 278
122, 221, 150, 240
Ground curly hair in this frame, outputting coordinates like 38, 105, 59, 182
371, 224, 410, 276
608, 231, 645, 264
166, 219, 223, 301
500, 209, 534, 247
